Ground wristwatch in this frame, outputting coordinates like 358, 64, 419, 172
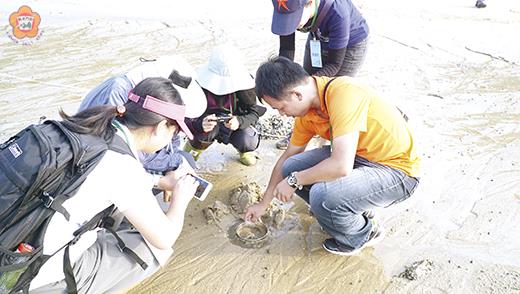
287, 171, 303, 190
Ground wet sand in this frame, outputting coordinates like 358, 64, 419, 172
1, 0, 520, 293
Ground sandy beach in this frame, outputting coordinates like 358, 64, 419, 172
1, 0, 519, 293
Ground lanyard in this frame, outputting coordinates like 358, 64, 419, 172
226, 93, 237, 115
112, 120, 131, 147
321, 77, 337, 150
310, 0, 318, 32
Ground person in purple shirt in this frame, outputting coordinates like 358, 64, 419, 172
271, 0, 370, 149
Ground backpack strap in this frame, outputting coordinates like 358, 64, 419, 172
102, 223, 149, 270
61, 205, 148, 293
322, 77, 409, 122
63, 246, 78, 294
61, 205, 115, 294
108, 134, 135, 158
322, 77, 338, 113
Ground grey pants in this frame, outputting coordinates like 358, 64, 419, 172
31, 229, 160, 294
303, 36, 368, 77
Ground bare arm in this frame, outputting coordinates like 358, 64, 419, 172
272, 132, 359, 203
122, 175, 198, 250
294, 132, 358, 185
244, 142, 306, 221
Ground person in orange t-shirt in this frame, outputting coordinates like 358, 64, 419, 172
245, 56, 420, 256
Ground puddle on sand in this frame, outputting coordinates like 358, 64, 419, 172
226, 211, 300, 249
227, 221, 271, 249
205, 180, 301, 249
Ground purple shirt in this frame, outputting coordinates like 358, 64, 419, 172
318, 0, 369, 49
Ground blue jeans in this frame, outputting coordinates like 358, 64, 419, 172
281, 146, 419, 249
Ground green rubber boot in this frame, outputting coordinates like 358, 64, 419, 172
239, 151, 259, 166
183, 141, 204, 161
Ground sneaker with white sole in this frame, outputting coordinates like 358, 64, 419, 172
322, 224, 385, 256
275, 135, 290, 150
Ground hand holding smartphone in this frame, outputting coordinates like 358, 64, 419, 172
190, 174, 213, 201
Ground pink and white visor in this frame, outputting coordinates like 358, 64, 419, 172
128, 92, 194, 140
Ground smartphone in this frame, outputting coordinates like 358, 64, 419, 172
191, 174, 213, 201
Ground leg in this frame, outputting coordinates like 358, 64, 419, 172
304, 35, 369, 77
31, 229, 161, 294
184, 124, 220, 160
281, 146, 332, 203
189, 124, 220, 150
229, 127, 260, 166
336, 38, 369, 77
229, 126, 260, 153
309, 156, 419, 249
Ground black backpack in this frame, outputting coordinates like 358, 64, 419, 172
0, 120, 144, 293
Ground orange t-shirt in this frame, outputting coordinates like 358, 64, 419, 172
290, 76, 421, 177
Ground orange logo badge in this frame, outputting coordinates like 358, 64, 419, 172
277, 0, 290, 11
9, 5, 41, 39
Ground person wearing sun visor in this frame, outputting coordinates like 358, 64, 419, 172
30, 77, 201, 293
79, 56, 207, 180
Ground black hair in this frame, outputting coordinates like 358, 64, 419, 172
60, 77, 183, 141
255, 56, 309, 103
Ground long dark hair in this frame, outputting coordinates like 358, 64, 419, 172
60, 77, 183, 141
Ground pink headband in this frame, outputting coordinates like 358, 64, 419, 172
128, 92, 194, 140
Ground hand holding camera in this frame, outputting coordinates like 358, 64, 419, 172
223, 116, 240, 130
202, 114, 218, 132
213, 114, 233, 123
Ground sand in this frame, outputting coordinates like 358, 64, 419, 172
0, 0, 519, 293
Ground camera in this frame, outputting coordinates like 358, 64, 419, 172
213, 114, 232, 123
191, 174, 213, 201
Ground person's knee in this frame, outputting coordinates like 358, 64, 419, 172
231, 127, 260, 152
281, 156, 301, 178
310, 189, 361, 234
309, 184, 328, 213
309, 183, 350, 215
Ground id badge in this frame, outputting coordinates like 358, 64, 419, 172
310, 39, 322, 68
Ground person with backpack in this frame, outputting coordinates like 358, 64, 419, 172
1, 77, 204, 293
271, 0, 370, 150
79, 55, 207, 177
245, 57, 420, 255
183, 44, 267, 166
